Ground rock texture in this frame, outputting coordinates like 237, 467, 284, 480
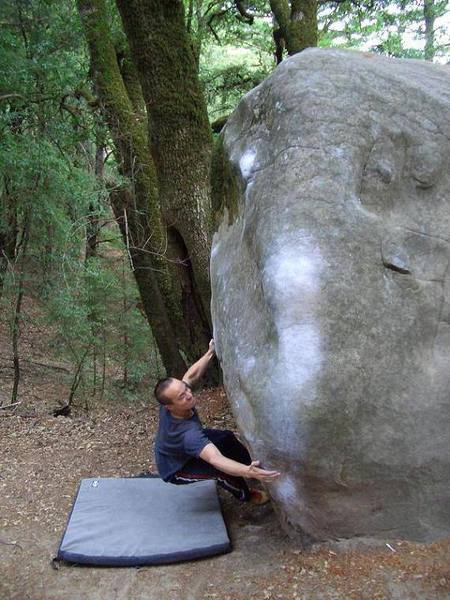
210, 48, 450, 544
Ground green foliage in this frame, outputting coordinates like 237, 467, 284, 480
318, 0, 449, 61
45, 245, 161, 399
196, 0, 449, 124
194, 1, 274, 120
201, 46, 272, 119
0, 0, 163, 407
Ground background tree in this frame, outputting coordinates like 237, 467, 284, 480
319, 0, 449, 61
76, 0, 188, 376
269, 0, 319, 60
0, 0, 163, 407
115, 0, 215, 342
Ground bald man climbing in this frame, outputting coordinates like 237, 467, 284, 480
154, 340, 280, 504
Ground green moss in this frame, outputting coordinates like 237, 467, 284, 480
270, 0, 318, 55
288, 0, 318, 52
115, 0, 214, 318
108, 1, 218, 365
77, 0, 188, 364
210, 135, 240, 231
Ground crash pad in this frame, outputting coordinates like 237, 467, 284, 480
57, 477, 230, 566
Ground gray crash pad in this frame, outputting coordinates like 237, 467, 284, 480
57, 477, 231, 565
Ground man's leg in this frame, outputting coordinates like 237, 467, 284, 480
203, 429, 252, 465
170, 455, 251, 501
202, 429, 270, 505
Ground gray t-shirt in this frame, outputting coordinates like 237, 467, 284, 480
155, 406, 211, 481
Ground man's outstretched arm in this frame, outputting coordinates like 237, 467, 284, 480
199, 443, 281, 482
183, 339, 215, 387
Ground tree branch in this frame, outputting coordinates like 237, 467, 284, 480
235, 1, 254, 24
74, 85, 99, 108
0, 401, 21, 410
0, 93, 26, 102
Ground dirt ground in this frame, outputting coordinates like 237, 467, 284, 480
1, 310, 450, 599
1, 386, 449, 600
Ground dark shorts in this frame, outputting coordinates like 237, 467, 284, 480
169, 429, 252, 501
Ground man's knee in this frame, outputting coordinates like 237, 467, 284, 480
222, 429, 236, 439
205, 428, 234, 442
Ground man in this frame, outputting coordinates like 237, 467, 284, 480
154, 340, 280, 504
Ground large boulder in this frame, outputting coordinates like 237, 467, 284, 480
210, 48, 450, 545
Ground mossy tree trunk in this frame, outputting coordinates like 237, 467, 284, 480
85, 144, 105, 262
77, 0, 187, 377
115, 0, 214, 364
0, 178, 18, 297
423, 0, 436, 61
270, 0, 318, 62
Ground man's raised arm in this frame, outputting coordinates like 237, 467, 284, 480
182, 339, 215, 388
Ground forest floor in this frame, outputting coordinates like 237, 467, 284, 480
1, 304, 450, 599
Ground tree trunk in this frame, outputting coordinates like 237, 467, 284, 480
269, 0, 318, 57
115, 0, 214, 362
10, 211, 30, 406
85, 143, 106, 395
110, 186, 187, 377
423, 0, 436, 61
77, 0, 187, 376
85, 145, 105, 262
0, 180, 18, 296
121, 258, 129, 386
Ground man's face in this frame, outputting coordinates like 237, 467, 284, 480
164, 379, 195, 412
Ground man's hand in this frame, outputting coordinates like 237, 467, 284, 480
208, 338, 215, 355
247, 460, 280, 482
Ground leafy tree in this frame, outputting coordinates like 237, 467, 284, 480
319, 0, 449, 61
0, 0, 164, 406
76, 0, 189, 376
195, 2, 275, 125
269, 0, 319, 59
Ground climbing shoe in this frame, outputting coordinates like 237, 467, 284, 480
249, 489, 270, 505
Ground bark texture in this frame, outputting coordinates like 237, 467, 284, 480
0, 181, 17, 296
77, 0, 187, 376
424, 0, 436, 61
115, 0, 214, 357
270, 0, 318, 60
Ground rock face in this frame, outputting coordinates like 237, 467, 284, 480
210, 49, 450, 544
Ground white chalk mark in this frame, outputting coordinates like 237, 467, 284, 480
239, 149, 257, 180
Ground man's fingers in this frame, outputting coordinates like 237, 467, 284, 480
257, 476, 277, 483
249, 465, 281, 481
248, 459, 281, 482
260, 472, 280, 479
255, 469, 279, 476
